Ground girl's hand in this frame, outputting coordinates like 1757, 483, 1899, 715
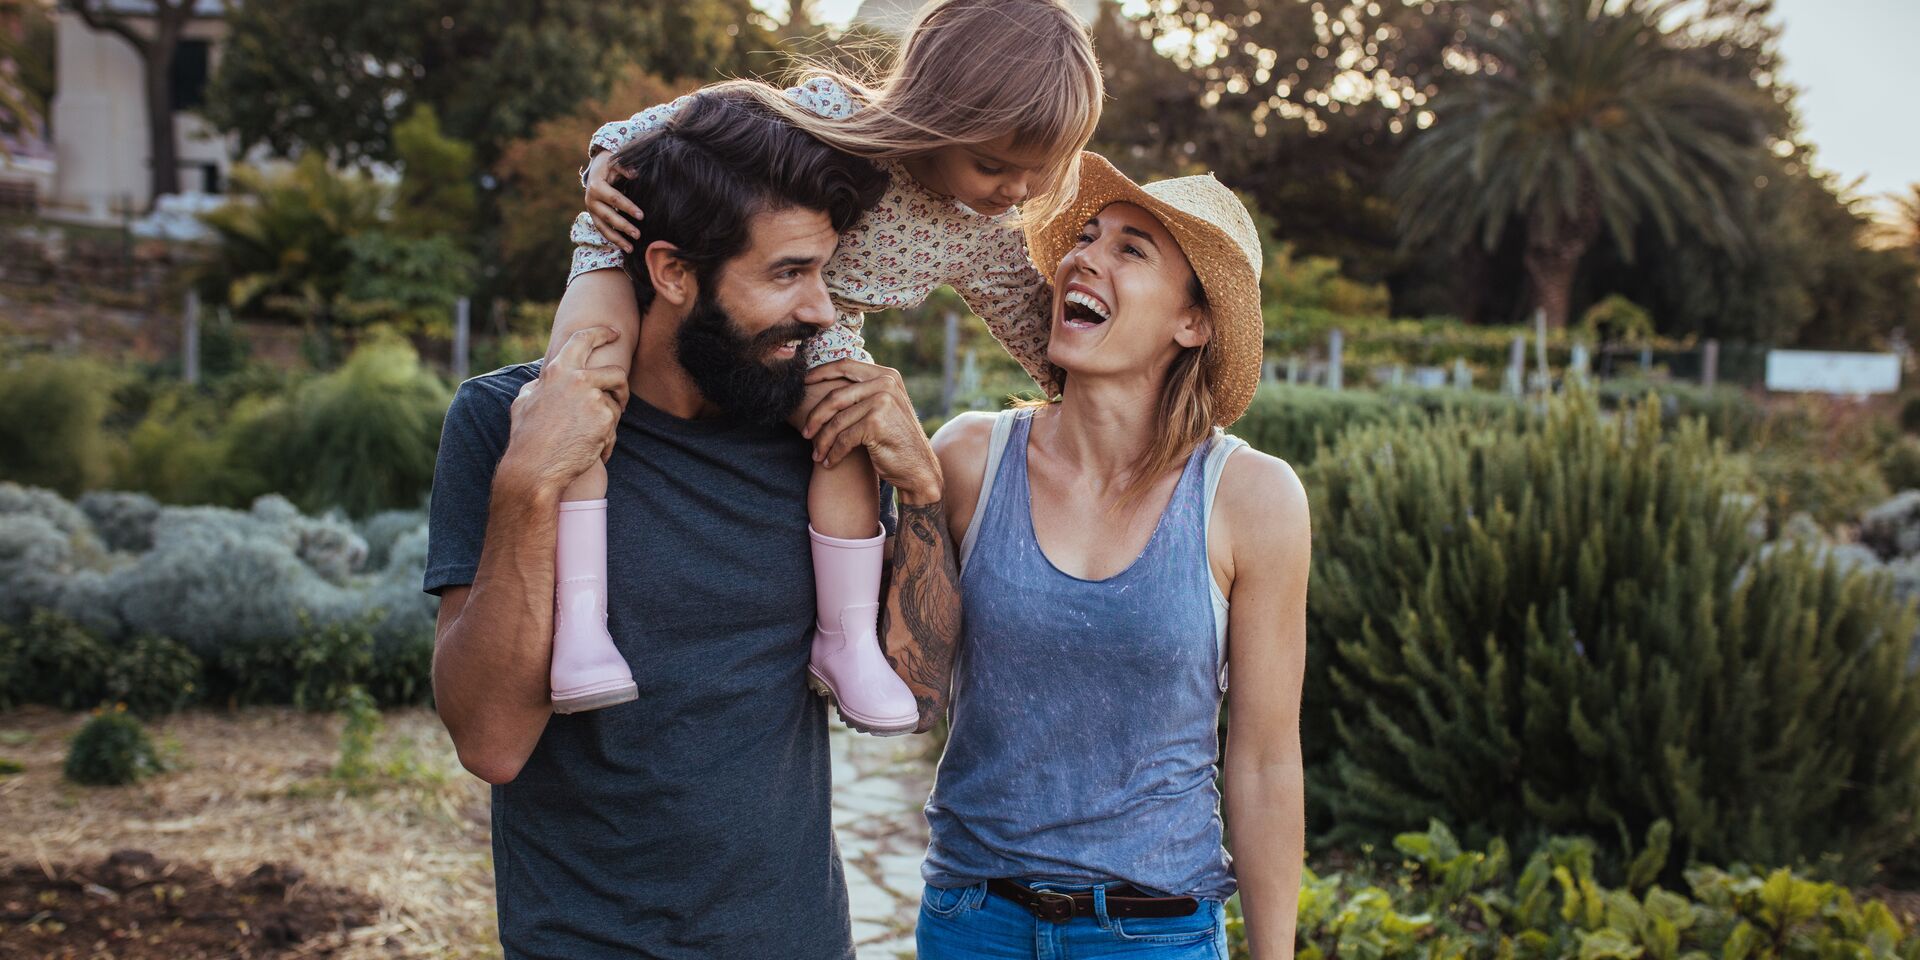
585, 151, 644, 253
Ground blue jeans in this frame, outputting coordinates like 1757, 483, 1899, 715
916, 881, 1227, 959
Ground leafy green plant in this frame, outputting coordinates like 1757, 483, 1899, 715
103, 634, 202, 718
1302, 387, 1920, 878
1230, 821, 1920, 960
3, 609, 110, 710
64, 706, 163, 786
0, 355, 118, 497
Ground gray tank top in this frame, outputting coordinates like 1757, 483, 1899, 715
921, 408, 1243, 900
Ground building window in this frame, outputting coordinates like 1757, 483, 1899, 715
170, 39, 210, 112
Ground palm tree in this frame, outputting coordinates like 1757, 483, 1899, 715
1394, 0, 1767, 328
1893, 185, 1920, 254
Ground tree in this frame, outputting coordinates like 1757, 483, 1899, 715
1392, 0, 1767, 329
65, 0, 223, 208
205, 0, 780, 169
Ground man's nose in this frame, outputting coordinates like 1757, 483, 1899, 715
797, 278, 836, 329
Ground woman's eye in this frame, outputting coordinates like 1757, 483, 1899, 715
1124, 245, 1144, 258
1075, 232, 1094, 244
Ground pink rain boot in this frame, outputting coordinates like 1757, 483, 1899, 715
550, 499, 637, 714
806, 525, 918, 736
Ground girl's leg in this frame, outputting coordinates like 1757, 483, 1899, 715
804, 451, 920, 735
545, 270, 640, 714
795, 317, 918, 735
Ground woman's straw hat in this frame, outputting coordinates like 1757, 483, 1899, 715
1026, 151, 1264, 426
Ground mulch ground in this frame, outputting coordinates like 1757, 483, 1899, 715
0, 849, 379, 959
0, 707, 498, 959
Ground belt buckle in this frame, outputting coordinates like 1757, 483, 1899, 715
1030, 888, 1076, 924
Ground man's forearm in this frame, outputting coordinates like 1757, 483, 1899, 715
433, 458, 561, 784
878, 494, 963, 732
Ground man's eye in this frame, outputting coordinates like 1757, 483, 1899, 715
778, 270, 801, 281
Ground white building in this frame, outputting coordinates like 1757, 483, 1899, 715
44, 0, 233, 223
851, 0, 1101, 36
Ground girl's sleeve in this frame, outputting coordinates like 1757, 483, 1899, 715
568, 77, 860, 286
955, 227, 1063, 397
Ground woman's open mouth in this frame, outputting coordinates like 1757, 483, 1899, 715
1061, 289, 1111, 330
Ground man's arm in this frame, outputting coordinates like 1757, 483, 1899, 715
801, 359, 963, 733
877, 494, 963, 731
431, 327, 627, 784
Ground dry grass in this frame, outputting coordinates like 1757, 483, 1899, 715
0, 705, 499, 958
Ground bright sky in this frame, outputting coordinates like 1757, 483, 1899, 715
1770, 0, 1920, 212
785, 0, 1920, 213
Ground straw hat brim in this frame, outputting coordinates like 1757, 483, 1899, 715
1025, 153, 1263, 427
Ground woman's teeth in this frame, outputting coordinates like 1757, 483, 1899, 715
1064, 290, 1110, 324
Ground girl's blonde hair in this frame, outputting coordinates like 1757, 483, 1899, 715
709, 0, 1104, 228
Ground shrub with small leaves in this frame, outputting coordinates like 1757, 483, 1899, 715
64, 706, 162, 786
1883, 437, 1920, 496
5, 608, 110, 709
332, 685, 382, 783
103, 634, 202, 718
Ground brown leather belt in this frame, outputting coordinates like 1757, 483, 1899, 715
986, 878, 1199, 924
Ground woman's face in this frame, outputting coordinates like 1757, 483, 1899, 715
1046, 201, 1210, 379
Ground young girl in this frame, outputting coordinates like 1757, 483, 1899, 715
541, 0, 1104, 732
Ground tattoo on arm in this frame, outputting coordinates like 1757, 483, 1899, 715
878, 500, 963, 731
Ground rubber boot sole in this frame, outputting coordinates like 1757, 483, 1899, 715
808, 668, 916, 737
552, 678, 639, 714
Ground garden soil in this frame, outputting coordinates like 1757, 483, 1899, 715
0, 849, 378, 958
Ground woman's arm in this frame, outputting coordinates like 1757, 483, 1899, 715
1217, 451, 1311, 960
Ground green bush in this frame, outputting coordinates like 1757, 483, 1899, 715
1301, 387, 1920, 878
1883, 436, 1920, 494
64, 707, 162, 786
225, 340, 450, 518
1228, 820, 1920, 960
1746, 449, 1892, 529
1597, 378, 1766, 449
103, 634, 202, 718
1234, 385, 1523, 466
3, 608, 110, 710
0, 354, 117, 496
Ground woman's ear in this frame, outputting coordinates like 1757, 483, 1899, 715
1173, 304, 1213, 350
643, 241, 696, 308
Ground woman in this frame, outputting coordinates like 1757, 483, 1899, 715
916, 153, 1308, 959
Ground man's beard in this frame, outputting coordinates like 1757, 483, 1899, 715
674, 289, 811, 426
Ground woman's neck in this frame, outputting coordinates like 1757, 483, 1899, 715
1035, 370, 1169, 488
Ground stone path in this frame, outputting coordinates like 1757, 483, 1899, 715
830, 720, 940, 960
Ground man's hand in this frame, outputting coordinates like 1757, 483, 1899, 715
505, 326, 628, 498
585, 151, 644, 253
801, 360, 943, 503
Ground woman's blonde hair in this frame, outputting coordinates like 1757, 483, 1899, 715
708, 0, 1104, 228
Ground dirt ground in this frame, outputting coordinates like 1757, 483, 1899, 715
0, 707, 498, 959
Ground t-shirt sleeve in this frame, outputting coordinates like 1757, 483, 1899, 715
422, 378, 517, 596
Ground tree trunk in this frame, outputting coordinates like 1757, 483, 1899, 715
1523, 193, 1601, 330
142, 20, 181, 209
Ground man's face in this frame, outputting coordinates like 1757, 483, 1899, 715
674, 205, 842, 425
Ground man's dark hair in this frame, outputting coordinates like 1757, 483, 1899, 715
611, 89, 888, 311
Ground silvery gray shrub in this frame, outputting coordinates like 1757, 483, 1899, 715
0, 483, 433, 658
77, 491, 162, 553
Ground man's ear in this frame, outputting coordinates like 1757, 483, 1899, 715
1173, 304, 1213, 350
643, 241, 697, 308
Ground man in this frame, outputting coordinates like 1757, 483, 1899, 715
422, 90, 963, 959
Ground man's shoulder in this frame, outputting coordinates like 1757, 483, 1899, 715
450, 360, 542, 420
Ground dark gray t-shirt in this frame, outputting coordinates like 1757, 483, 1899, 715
423, 361, 860, 960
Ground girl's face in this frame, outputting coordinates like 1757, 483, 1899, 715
1046, 202, 1210, 379
906, 136, 1056, 217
